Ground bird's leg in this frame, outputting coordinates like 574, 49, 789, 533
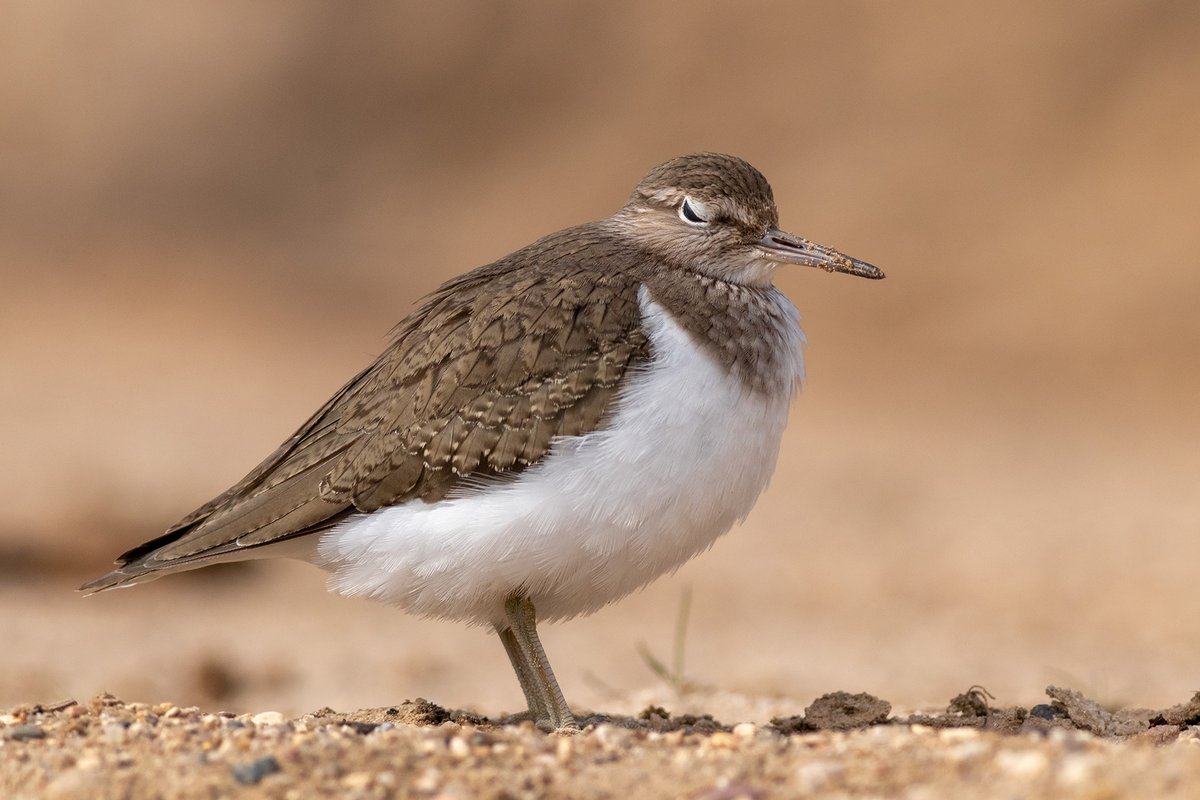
495, 624, 551, 723
503, 595, 578, 730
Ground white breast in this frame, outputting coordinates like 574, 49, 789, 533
316, 286, 805, 626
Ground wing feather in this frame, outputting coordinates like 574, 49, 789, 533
83, 226, 653, 591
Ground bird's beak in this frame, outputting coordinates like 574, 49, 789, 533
756, 229, 884, 279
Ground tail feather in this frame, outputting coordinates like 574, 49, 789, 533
79, 567, 161, 594
79, 519, 335, 596
79, 519, 208, 594
79, 541, 232, 595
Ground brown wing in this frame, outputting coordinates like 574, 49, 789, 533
81, 227, 651, 591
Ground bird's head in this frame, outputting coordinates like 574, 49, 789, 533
616, 153, 884, 286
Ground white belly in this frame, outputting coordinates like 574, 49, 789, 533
316, 287, 805, 626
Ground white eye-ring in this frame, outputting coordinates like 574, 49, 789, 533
678, 196, 710, 226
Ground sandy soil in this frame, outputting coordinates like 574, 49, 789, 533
6, 689, 1200, 799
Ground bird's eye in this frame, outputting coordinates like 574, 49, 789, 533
679, 197, 709, 226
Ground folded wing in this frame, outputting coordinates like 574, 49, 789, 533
82, 233, 650, 592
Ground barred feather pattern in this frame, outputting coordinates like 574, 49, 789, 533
85, 227, 654, 583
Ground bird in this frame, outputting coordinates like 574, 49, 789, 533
82, 153, 884, 730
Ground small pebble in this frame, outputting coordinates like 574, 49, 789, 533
1030, 704, 1068, 720
448, 736, 471, 759
946, 740, 990, 762
594, 724, 630, 748
708, 732, 740, 750
7, 723, 46, 741
413, 767, 442, 792
1058, 753, 1101, 785
75, 753, 103, 771
341, 771, 373, 789
44, 769, 106, 800
733, 722, 758, 739
662, 729, 686, 746
102, 722, 129, 743
795, 760, 843, 792
231, 755, 282, 785
253, 711, 286, 726
995, 749, 1048, 778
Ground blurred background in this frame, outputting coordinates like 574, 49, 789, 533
2, 1, 1198, 720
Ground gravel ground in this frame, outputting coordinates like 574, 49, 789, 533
5, 689, 1200, 799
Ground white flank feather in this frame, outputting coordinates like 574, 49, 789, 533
315, 286, 805, 626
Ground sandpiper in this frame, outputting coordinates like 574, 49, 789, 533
83, 153, 884, 730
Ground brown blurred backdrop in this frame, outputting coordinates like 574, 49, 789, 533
2, 1, 1199, 719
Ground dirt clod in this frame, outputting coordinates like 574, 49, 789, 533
306, 698, 456, 728
1152, 692, 1200, 727
1045, 685, 1152, 738
804, 691, 892, 730
772, 691, 892, 733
